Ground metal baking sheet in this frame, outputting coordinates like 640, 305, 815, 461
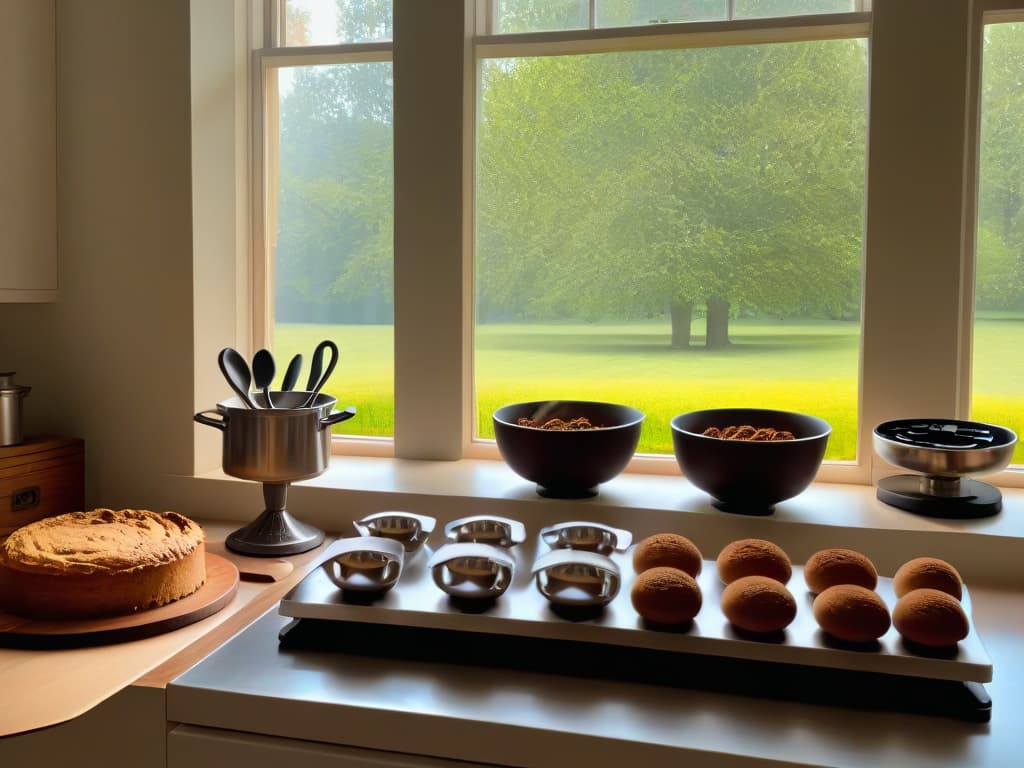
279, 537, 993, 683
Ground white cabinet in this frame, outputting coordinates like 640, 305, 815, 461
0, 0, 57, 302
168, 726, 496, 768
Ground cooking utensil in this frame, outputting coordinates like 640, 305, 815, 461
301, 340, 339, 408
281, 354, 303, 392
217, 348, 258, 409
873, 418, 1017, 518
194, 393, 357, 555
0, 372, 31, 447
252, 349, 276, 408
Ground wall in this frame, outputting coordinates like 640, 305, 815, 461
0, 0, 196, 507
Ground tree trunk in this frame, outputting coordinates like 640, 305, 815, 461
706, 297, 731, 348
670, 301, 694, 348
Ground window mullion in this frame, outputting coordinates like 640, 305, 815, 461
860, 0, 973, 484
393, 0, 468, 459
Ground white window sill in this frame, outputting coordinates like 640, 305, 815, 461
190, 455, 1024, 588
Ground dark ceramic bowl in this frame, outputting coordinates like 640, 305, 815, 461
671, 408, 831, 514
493, 400, 645, 498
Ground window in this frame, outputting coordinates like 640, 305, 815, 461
973, 18, 1024, 465
259, 1, 394, 442
474, 36, 867, 461
247, 1, 1024, 487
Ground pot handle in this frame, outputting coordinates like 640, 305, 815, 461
194, 410, 227, 431
321, 405, 356, 429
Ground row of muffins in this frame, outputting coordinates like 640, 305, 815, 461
628, 533, 970, 648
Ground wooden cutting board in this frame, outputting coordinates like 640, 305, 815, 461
205, 540, 295, 582
0, 553, 239, 648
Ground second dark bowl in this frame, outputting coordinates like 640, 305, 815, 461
493, 400, 645, 498
671, 407, 831, 514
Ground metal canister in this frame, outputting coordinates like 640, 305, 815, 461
0, 372, 31, 447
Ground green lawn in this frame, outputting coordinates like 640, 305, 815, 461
271, 317, 1024, 463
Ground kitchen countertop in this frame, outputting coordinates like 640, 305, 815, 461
3, 476, 1024, 764
167, 577, 1023, 768
0, 522, 334, 737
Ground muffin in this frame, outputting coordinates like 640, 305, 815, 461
893, 588, 969, 648
721, 575, 797, 633
717, 538, 792, 585
812, 584, 891, 643
893, 557, 963, 601
803, 548, 878, 594
630, 567, 702, 625
632, 533, 703, 577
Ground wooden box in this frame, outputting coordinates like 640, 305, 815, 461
0, 436, 84, 536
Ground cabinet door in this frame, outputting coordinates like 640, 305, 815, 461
168, 725, 497, 768
0, 0, 57, 300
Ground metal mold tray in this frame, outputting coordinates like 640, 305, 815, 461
279, 537, 993, 685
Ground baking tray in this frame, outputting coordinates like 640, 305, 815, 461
279, 537, 993, 685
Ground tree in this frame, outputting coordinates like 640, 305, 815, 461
274, 0, 393, 323
977, 23, 1024, 312
476, 36, 867, 347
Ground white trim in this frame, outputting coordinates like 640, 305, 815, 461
476, 13, 870, 58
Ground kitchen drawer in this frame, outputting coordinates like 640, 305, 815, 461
168, 726, 494, 768
0, 436, 84, 535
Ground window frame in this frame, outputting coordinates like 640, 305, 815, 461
247, 0, 1024, 489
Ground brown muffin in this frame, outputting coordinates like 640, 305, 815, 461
803, 548, 878, 594
717, 538, 792, 585
721, 575, 797, 633
632, 533, 703, 577
630, 567, 703, 625
812, 584, 891, 643
893, 588, 969, 648
893, 557, 963, 601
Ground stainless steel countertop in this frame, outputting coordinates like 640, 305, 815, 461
167, 583, 1024, 768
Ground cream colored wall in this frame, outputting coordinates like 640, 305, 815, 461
0, 0, 196, 508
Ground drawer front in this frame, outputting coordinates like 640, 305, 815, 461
0, 460, 84, 535
168, 726, 492, 768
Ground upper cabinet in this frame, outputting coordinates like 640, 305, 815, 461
0, 0, 56, 302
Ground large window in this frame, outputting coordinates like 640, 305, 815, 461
475, 40, 867, 460
973, 19, 1024, 465
249, 1, 1024, 485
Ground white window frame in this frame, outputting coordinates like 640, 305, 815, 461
245, 0, 1024, 489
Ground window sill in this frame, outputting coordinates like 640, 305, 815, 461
190, 455, 1024, 588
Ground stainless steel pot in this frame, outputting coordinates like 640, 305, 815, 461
0, 372, 31, 447
194, 392, 355, 483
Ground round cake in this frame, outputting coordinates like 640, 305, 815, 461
812, 584, 891, 643
632, 533, 703, 577
804, 548, 878, 594
630, 566, 702, 625
893, 557, 962, 601
717, 538, 792, 585
893, 588, 969, 648
0, 508, 206, 619
721, 575, 797, 633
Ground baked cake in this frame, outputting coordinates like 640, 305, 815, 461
0, 508, 206, 619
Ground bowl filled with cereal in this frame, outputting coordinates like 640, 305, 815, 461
492, 400, 644, 498
670, 407, 830, 514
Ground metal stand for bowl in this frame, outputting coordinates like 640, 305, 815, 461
876, 475, 1003, 519
226, 482, 325, 556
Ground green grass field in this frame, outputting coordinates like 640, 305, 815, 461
272, 317, 1024, 463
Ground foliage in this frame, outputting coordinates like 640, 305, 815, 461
272, 4, 1022, 342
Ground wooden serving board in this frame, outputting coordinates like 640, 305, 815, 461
0, 553, 239, 648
